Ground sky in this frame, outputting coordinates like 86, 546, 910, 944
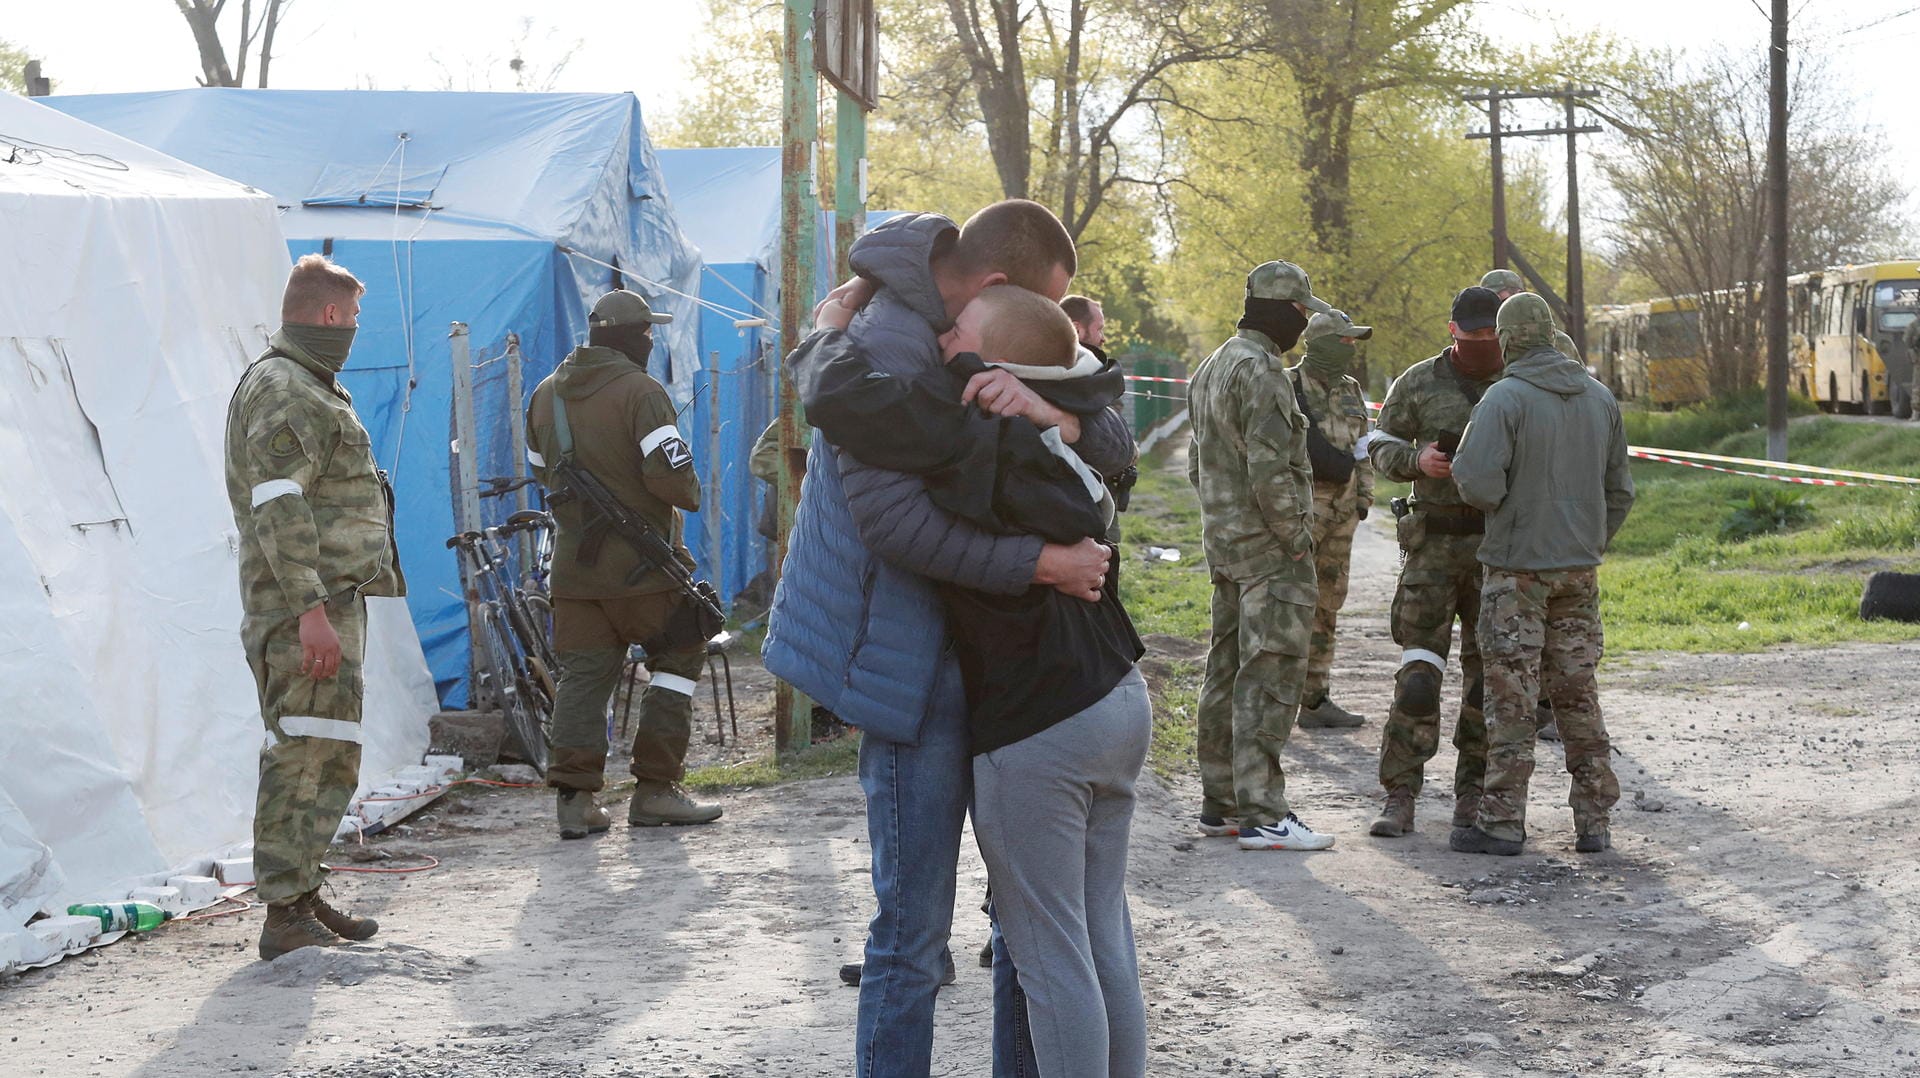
8, 0, 1918, 248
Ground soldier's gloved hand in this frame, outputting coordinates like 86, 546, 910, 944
298, 603, 343, 681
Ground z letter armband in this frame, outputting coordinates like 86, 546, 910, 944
640, 424, 693, 470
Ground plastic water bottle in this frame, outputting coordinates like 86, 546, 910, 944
68, 902, 170, 933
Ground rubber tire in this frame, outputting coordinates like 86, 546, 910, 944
1859, 571, 1920, 622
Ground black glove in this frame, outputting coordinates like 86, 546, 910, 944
1357, 504, 1370, 521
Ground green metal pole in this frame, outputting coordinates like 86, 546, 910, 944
834, 90, 868, 281
773, 0, 819, 754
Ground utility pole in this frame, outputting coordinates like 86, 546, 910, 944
1764, 0, 1790, 461
1465, 88, 1602, 348
834, 96, 868, 281
773, 0, 820, 754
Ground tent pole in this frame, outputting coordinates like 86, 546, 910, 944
506, 333, 533, 571
449, 323, 486, 706
773, 0, 819, 754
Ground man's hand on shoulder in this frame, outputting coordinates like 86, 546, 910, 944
814, 276, 877, 329
1033, 537, 1110, 602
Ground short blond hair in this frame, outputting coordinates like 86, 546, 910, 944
282, 254, 366, 322
973, 285, 1079, 368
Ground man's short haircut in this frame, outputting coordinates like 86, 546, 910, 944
972, 285, 1080, 368
282, 254, 366, 323
1060, 294, 1102, 325
955, 199, 1078, 292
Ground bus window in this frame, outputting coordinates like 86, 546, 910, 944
1873, 280, 1920, 332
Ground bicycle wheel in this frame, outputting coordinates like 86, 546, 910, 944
483, 608, 550, 772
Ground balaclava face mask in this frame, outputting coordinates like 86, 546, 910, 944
1302, 335, 1356, 381
1238, 297, 1310, 352
594, 324, 655, 370
1450, 337, 1504, 381
278, 323, 357, 374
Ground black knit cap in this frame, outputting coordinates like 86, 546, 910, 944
1451, 286, 1501, 332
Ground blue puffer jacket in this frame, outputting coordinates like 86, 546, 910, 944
763, 212, 1138, 745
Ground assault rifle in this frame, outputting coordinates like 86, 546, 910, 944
544, 459, 725, 631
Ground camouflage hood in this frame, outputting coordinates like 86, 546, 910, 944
1496, 292, 1558, 361
554, 345, 644, 399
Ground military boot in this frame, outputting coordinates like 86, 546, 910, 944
308, 889, 378, 941
1575, 829, 1612, 854
1298, 693, 1367, 729
1536, 699, 1561, 742
557, 789, 612, 840
629, 781, 723, 826
1368, 788, 1416, 837
1451, 788, 1482, 830
258, 894, 341, 961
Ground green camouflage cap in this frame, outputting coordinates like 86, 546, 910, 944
1302, 308, 1373, 342
1480, 269, 1525, 296
1247, 261, 1334, 313
589, 288, 673, 327
1496, 292, 1558, 356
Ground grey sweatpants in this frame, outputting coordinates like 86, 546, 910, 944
972, 668, 1152, 1078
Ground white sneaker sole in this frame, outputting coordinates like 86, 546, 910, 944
1238, 834, 1336, 852
1197, 821, 1241, 838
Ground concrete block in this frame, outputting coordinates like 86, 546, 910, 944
4, 926, 54, 969
213, 857, 254, 886
29, 914, 99, 955
168, 875, 224, 908
428, 710, 505, 767
129, 885, 185, 916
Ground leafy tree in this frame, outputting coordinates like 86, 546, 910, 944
652, 0, 783, 147
2, 38, 32, 94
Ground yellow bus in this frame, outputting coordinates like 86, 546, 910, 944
1588, 299, 1707, 409
1801, 262, 1920, 417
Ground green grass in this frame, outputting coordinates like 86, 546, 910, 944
1598, 394, 1920, 652
681, 735, 860, 791
1120, 452, 1214, 640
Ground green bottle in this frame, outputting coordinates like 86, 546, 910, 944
68, 902, 170, 933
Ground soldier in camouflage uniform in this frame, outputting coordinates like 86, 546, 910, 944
1451, 293, 1634, 856
1365, 287, 1505, 839
526, 289, 720, 839
225, 255, 403, 960
1187, 260, 1338, 852
1288, 309, 1375, 730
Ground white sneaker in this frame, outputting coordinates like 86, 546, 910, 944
1197, 814, 1241, 838
1238, 813, 1336, 851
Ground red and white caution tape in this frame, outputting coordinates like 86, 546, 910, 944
1627, 451, 1865, 486
1123, 374, 1191, 385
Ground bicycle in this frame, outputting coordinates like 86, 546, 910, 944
447, 524, 553, 773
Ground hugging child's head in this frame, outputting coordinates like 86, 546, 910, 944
940, 285, 1079, 369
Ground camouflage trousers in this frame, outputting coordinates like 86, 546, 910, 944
1305, 478, 1364, 699
548, 593, 705, 793
1197, 570, 1316, 827
1379, 536, 1488, 801
1477, 567, 1619, 843
243, 594, 366, 905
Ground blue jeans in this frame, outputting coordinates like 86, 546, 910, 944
991, 915, 1040, 1077
856, 657, 1035, 1077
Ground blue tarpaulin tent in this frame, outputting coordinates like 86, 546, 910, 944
47, 90, 704, 706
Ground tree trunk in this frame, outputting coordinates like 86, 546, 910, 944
174, 0, 238, 87
257, 0, 282, 86
1298, 85, 1356, 261
945, 0, 1030, 200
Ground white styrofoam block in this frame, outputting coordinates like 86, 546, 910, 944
129, 886, 185, 916
214, 857, 254, 885
422, 754, 463, 775
5, 927, 54, 969
168, 875, 223, 908
29, 914, 99, 954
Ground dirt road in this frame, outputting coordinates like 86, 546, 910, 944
5, 521, 1917, 1077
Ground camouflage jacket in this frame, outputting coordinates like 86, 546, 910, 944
1289, 365, 1374, 507
1370, 347, 1498, 513
527, 346, 701, 599
225, 330, 404, 619
1187, 329, 1316, 590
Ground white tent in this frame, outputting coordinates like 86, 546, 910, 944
0, 96, 438, 955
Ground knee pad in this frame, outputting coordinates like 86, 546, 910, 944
1397, 664, 1440, 717
1465, 676, 1485, 711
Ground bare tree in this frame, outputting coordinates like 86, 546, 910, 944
927, 1, 1257, 240
171, 0, 293, 87
1599, 50, 1904, 395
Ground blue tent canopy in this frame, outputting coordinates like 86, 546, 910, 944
47, 90, 705, 706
